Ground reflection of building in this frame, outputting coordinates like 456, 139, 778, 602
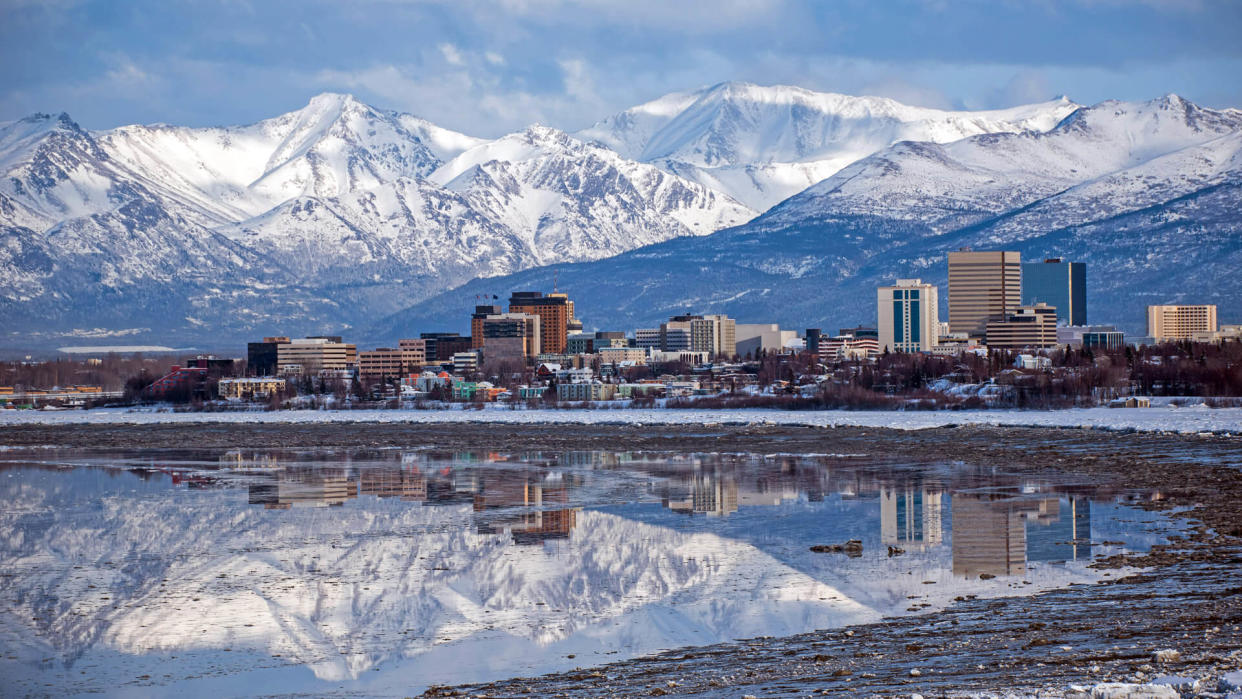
359, 467, 427, 501
248, 470, 358, 509
1027, 497, 1091, 563
473, 473, 580, 544
663, 474, 739, 517
951, 495, 1028, 577
881, 486, 944, 549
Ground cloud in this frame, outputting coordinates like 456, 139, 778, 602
438, 43, 464, 66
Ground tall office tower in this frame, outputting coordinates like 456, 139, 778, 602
1022, 258, 1086, 326
470, 305, 503, 349
508, 291, 576, 354
480, 313, 541, 361
948, 249, 1022, 337
1147, 304, 1218, 341
877, 279, 940, 353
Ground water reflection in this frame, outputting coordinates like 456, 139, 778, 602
0, 448, 1174, 697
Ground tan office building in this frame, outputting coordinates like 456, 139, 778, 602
276, 337, 357, 374
948, 250, 1022, 337
398, 338, 428, 369
358, 348, 406, 380
1147, 304, 1217, 341
985, 303, 1059, 349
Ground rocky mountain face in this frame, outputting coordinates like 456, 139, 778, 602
376, 96, 1242, 340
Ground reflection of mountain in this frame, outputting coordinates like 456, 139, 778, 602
0, 467, 875, 687
0, 453, 1159, 695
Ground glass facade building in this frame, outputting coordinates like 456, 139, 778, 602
1021, 259, 1086, 326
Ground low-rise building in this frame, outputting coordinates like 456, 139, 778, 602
985, 304, 1058, 350
358, 347, 405, 381
452, 351, 480, 374
649, 350, 710, 365
219, 377, 287, 400
557, 382, 617, 401
277, 337, 357, 374
597, 347, 648, 365
735, 323, 798, 357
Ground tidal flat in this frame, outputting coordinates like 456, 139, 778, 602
0, 423, 1239, 698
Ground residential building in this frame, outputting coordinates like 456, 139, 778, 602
247, 336, 289, 376
557, 382, 617, 401
508, 291, 577, 355
659, 314, 736, 358
470, 305, 503, 349
480, 312, 541, 362
877, 279, 940, 353
218, 377, 287, 400
1022, 258, 1086, 326
735, 323, 797, 357
276, 337, 357, 374
597, 347, 648, 365
948, 249, 1022, 337
985, 303, 1059, 349
1147, 304, 1218, 341
146, 365, 208, 398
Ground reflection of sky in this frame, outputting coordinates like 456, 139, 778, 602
0, 454, 1176, 697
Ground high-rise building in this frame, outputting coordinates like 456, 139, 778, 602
877, 279, 940, 353
1147, 304, 1218, 341
508, 291, 577, 355
804, 328, 822, 355
984, 303, 1059, 349
948, 249, 1022, 337
1022, 258, 1086, 326
480, 313, 541, 362
470, 305, 503, 349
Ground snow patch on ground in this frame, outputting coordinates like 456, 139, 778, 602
1, 406, 1240, 434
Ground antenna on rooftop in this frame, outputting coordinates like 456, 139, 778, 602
553, 269, 559, 293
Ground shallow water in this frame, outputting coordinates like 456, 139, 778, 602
0, 448, 1181, 697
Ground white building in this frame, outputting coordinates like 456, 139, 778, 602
878, 279, 940, 353
735, 323, 798, 357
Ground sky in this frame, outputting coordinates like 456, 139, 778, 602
2, 0, 1240, 138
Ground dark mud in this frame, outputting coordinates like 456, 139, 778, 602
4, 422, 1242, 696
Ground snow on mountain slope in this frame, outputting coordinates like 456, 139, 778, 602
431, 126, 756, 263
759, 94, 1242, 231
379, 95, 1242, 340
97, 93, 482, 226
578, 81, 1081, 210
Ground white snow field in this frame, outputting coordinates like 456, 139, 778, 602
1, 406, 1240, 434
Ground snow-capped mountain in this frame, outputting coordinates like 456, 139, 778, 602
0, 95, 754, 348
377, 95, 1242, 339
578, 82, 1080, 210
